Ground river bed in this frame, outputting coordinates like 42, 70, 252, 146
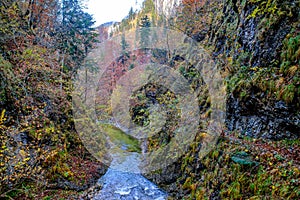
91, 124, 168, 200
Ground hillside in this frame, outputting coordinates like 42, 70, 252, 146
98, 0, 300, 199
0, 0, 299, 199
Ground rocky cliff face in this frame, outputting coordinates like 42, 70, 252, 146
142, 0, 299, 198
168, 0, 300, 139
98, 1, 299, 140
201, 0, 300, 140
154, 0, 181, 16
97, 22, 120, 42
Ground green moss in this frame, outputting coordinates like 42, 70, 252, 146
280, 34, 300, 71
99, 123, 141, 153
174, 135, 300, 199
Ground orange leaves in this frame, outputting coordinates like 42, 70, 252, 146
287, 65, 298, 77
182, 0, 206, 12
175, 0, 216, 39
182, 0, 205, 6
44, 149, 60, 165
0, 0, 96, 197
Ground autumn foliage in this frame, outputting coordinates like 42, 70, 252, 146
0, 0, 98, 198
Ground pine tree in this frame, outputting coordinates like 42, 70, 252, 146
139, 15, 151, 49
128, 7, 135, 20
56, 0, 97, 74
121, 33, 130, 62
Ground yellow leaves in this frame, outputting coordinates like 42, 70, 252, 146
19, 149, 27, 158
227, 56, 233, 64
293, 167, 299, 176
287, 65, 298, 77
24, 157, 31, 162
0, 109, 5, 121
0, 109, 6, 130
190, 183, 197, 191
183, 176, 193, 189
248, 0, 279, 19
16, 149, 30, 162
45, 149, 59, 164
250, 66, 259, 71
38, 102, 47, 109
276, 77, 285, 88
23, 122, 29, 128
45, 126, 55, 134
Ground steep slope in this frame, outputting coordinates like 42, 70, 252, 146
93, 0, 300, 199
163, 0, 299, 139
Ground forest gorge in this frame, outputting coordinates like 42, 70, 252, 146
1, 0, 299, 199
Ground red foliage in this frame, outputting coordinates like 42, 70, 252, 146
182, 0, 206, 10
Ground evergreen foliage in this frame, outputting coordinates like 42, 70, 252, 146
139, 15, 151, 49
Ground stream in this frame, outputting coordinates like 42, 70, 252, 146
91, 125, 168, 200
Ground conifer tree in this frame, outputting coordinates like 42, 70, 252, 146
121, 33, 130, 62
139, 15, 151, 49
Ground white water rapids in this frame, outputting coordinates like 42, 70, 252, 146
92, 140, 168, 199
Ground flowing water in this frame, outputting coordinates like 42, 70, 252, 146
92, 124, 168, 200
